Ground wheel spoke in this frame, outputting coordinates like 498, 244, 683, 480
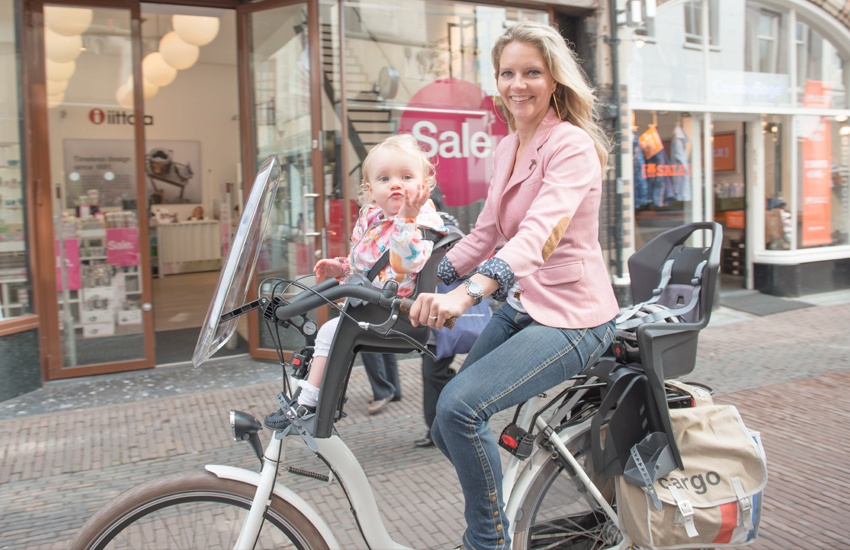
68, 471, 328, 550
516, 430, 623, 550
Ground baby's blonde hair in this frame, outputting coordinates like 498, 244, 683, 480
359, 134, 437, 204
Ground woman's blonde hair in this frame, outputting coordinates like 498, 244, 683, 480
491, 21, 610, 167
359, 134, 437, 204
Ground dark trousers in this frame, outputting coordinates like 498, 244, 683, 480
361, 352, 401, 401
421, 345, 455, 430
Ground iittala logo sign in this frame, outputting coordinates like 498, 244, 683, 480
89, 108, 154, 126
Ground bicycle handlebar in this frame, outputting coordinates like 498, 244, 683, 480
273, 278, 413, 324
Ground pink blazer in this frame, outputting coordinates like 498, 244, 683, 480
446, 109, 619, 329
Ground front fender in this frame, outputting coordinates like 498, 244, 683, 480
205, 464, 339, 549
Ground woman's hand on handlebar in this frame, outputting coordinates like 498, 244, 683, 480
409, 290, 470, 330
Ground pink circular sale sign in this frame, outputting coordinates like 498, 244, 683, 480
398, 78, 508, 207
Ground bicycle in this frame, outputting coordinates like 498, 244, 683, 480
67, 156, 723, 550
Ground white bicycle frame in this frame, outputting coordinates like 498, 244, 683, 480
212, 392, 626, 550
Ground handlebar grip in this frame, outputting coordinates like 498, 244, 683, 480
273, 283, 391, 323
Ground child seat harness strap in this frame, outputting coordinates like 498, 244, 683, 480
364, 227, 445, 282
616, 259, 707, 329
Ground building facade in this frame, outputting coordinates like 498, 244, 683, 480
621, 0, 850, 297
2, 0, 849, 400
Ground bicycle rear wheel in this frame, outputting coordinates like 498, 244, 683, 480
512, 427, 621, 550
68, 470, 329, 550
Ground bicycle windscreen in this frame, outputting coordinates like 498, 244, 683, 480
192, 156, 281, 367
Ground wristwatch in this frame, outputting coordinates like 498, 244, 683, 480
464, 279, 484, 306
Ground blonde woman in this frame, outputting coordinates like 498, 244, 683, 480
409, 22, 619, 550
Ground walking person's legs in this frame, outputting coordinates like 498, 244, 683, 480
361, 352, 400, 414
417, 345, 455, 447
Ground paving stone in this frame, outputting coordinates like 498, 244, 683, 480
1, 299, 850, 549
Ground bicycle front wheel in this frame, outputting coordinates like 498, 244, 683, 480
512, 427, 621, 550
68, 470, 329, 550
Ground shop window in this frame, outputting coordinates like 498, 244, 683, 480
0, 0, 32, 322
339, 0, 548, 233
684, 0, 719, 47
632, 112, 696, 249
796, 21, 847, 109
796, 116, 850, 249
745, 5, 786, 75
763, 117, 791, 250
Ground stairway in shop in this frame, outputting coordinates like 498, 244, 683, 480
319, 21, 396, 168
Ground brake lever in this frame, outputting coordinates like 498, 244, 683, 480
357, 298, 437, 360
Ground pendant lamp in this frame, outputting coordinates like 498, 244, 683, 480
172, 15, 220, 46
159, 31, 199, 70
46, 59, 76, 81
44, 28, 83, 63
44, 6, 93, 36
143, 52, 178, 87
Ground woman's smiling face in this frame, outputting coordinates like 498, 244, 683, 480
497, 41, 557, 131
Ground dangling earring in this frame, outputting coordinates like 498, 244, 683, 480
552, 93, 563, 121
492, 95, 507, 125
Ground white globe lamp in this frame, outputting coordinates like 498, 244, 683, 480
159, 31, 199, 70
46, 59, 76, 81
142, 52, 177, 87
44, 28, 83, 63
47, 78, 69, 96
116, 82, 133, 109
141, 79, 159, 99
124, 75, 159, 100
172, 15, 220, 46
47, 91, 65, 109
45, 6, 93, 36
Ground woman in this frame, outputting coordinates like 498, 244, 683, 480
409, 21, 619, 550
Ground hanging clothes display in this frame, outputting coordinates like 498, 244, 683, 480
638, 125, 675, 208
645, 148, 676, 207
633, 130, 649, 208
670, 124, 691, 202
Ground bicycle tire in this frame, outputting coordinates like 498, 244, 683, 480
512, 426, 622, 550
67, 470, 329, 550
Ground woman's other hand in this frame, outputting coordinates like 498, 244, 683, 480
314, 258, 345, 282
410, 289, 470, 329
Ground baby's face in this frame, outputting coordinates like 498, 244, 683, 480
366, 148, 426, 217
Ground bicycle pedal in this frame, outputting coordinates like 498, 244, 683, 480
499, 424, 534, 459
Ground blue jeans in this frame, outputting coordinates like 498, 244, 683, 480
361, 352, 401, 401
431, 304, 614, 550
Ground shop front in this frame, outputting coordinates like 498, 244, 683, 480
624, 0, 850, 296
1, 0, 603, 398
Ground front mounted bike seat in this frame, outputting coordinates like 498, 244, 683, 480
312, 231, 461, 438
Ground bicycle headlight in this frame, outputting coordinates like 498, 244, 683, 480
230, 409, 262, 442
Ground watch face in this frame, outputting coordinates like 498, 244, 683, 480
466, 279, 483, 296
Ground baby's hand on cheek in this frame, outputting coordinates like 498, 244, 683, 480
399, 183, 426, 219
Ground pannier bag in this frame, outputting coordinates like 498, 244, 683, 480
617, 382, 767, 549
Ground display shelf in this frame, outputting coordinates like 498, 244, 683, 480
60, 218, 145, 337
0, 241, 24, 253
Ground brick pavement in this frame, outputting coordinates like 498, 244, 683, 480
1, 297, 850, 549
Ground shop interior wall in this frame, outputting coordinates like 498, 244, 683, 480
46, 31, 240, 226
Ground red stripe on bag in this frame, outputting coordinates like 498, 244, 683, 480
713, 502, 738, 543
